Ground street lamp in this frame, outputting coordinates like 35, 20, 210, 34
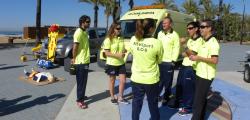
240, 0, 245, 45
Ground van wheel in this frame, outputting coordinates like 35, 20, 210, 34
244, 65, 250, 83
64, 57, 71, 72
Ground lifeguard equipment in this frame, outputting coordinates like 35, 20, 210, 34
47, 24, 59, 62
31, 43, 42, 59
36, 59, 54, 69
20, 55, 27, 62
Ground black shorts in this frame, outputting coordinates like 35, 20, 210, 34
105, 64, 126, 76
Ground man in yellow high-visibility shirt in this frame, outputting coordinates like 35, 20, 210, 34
71, 15, 91, 109
189, 19, 220, 120
157, 16, 180, 107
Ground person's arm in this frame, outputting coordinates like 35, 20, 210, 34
104, 50, 124, 59
103, 38, 124, 59
189, 40, 220, 64
71, 43, 79, 64
189, 55, 218, 64
172, 33, 180, 62
157, 40, 163, 64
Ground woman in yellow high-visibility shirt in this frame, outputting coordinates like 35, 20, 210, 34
172, 21, 204, 116
130, 18, 163, 120
189, 19, 220, 120
103, 22, 129, 104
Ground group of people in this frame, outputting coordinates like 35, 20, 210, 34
71, 15, 220, 120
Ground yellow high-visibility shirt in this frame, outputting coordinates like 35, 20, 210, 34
157, 30, 180, 62
103, 37, 125, 66
73, 28, 90, 64
182, 37, 204, 68
196, 36, 220, 80
130, 36, 163, 84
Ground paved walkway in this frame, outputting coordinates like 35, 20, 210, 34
55, 71, 250, 120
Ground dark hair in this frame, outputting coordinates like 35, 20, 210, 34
187, 21, 200, 35
201, 19, 214, 31
79, 15, 90, 27
107, 21, 120, 40
135, 18, 155, 40
163, 16, 173, 23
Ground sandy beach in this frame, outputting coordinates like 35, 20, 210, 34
0, 36, 36, 44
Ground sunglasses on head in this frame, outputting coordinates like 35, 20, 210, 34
200, 25, 210, 29
187, 27, 195, 30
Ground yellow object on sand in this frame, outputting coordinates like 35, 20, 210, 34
47, 32, 59, 62
20, 55, 27, 62
31, 43, 42, 52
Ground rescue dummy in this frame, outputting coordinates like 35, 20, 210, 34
24, 69, 55, 83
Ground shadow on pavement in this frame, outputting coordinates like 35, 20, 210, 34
159, 106, 178, 120
0, 94, 65, 116
0, 95, 32, 110
0, 65, 28, 70
0, 64, 7, 67
206, 91, 223, 118
85, 90, 109, 105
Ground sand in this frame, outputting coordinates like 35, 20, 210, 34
0, 36, 36, 44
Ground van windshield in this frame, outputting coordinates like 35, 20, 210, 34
121, 20, 136, 39
121, 19, 158, 39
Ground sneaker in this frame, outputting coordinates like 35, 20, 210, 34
178, 108, 191, 116
77, 101, 88, 109
118, 99, 130, 105
111, 98, 118, 104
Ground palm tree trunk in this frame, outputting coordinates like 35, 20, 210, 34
36, 0, 41, 46
240, 0, 245, 45
129, 0, 134, 10
94, 2, 99, 28
106, 15, 109, 30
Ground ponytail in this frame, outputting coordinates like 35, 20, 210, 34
135, 18, 155, 40
135, 19, 144, 40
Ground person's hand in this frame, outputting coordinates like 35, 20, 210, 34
123, 49, 127, 53
71, 59, 75, 64
180, 37, 187, 45
189, 55, 198, 61
117, 53, 125, 59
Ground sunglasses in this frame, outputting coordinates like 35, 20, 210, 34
200, 25, 210, 29
116, 27, 121, 30
187, 27, 195, 30
85, 21, 91, 24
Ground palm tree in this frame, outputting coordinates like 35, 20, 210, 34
153, 0, 179, 11
103, 1, 114, 30
221, 3, 233, 41
78, 0, 105, 28
182, 0, 200, 18
199, 0, 217, 19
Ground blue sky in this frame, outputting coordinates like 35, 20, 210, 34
0, 0, 249, 31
